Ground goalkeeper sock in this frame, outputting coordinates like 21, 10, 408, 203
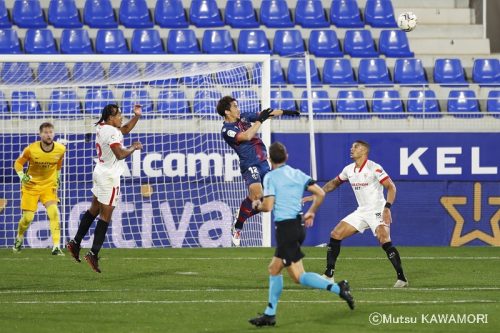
264, 275, 283, 316
234, 197, 258, 230
299, 272, 340, 295
17, 211, 35, 238
382, 242, 407, 282
46, 205, 61, 247
325, 238, 342, 277
74, 210, 97, 244
91, 219, 109, 255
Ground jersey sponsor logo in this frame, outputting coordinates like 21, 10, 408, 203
227, 130, 237, 138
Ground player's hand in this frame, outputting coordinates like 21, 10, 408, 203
132, 141, 143, 150
133, 105, 142, 117
252, 200, 262, 211
383, 208, 392, 225
303, 212, 315, 228
18, 172, 31, 184
302, 195, 314, 204
257, 108, 273, 123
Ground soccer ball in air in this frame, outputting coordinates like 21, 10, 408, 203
397, 12, 418, 32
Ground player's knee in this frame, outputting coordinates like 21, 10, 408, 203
331, 228, 343, 240
23, 211, 35, 223
290, 273, 301, 284
46, 205, 60, 220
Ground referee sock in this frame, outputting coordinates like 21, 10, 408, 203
90, 219, 109, 256
234, 197, 258, 230
382, 242, 407, 282
264, 275, 283, 316
299, 272, 340, 295
325, 238, 341, 277
74, 210, 97, 244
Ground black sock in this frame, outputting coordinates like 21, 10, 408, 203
91, 219, 109, 255
325, 237, 342, 277
382, 242, 406, 281
74, 210, 97, 244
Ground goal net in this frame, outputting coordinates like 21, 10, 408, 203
0, 54, 271, 249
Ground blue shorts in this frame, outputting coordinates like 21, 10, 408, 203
242, 161, 270, 187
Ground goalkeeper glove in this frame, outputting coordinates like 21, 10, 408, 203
282, 110, 301, 116
17, 171, 31, 184
257, 108, 273, 123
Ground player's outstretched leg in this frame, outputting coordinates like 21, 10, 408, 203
298, 272, 355, 310
381, 242, 408, 288
337, 280, 355, 309
232, 197, 259, 247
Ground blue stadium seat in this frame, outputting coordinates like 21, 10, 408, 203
1, 62, 34, 84
447, 90, 481, 117
330, 0, 364, 28
12, 0, 47, 28
358, 58, 392, 85
0, 91, 8, 112
295, 0, 329, 28
131, 29, 164, 54
323, 58, 356, 85
48, 0, 82, 28
394, 58, 427, 85
144, 62, 177, 87
271, 90, 296, 110
202, 30, 235, 54
287, 59, 321, 85
364, 0, 397, 27
190, 0, 224, 27
300, 90, 332, 113
0, 1, 12, 28
232, 90, 260, 113
193, 90, 222, 113
60, 29, 93, 53
24, 29, 57, 53
238, 30, 271, 54
379, 30, 414, 57
167, 29, 200, 54
49, 90, 80, 114
225, 0, 259, 28
434, 58, 467, 85
309, 30, 343, 57
157, 90, 190, 113
119, 0, 153, 28
486, 90, 500, 117
407, 90, 440, 117
11, 91, 41, 113
0, 29, 22, 53
85, 88, 115, 114
343, 29, 378, 57
83, 0, 118, 28
215, 66, 248, 86
73, 62, 104, 83
122, 90, 153, 113
260, 0, 293, 28
273, 30, 305, 56
179, 62, 213, 87
372, 90, 405, 118
472, 58, 500, 84
109, 62, 141, 87
38, 62, 69, 84
96, 29, 129, 54
271, 59, 286, 86
155, 0, 188, 28
336, 90, 369, 119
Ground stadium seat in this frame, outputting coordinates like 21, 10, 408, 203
189, 0, 224, 27
48, 0, 83, 28
271, 90, 296, 111
60, 29, 93, 53
379, 30, 414, 57
300, 90, 332, 113
0, 1, 12, 28
144, 62, 177, 87
271, 59, 286, 86
0, 29, 22, 53
336, 90, 369, 118
447, 90, 481, 117
273, 30, 305, 56
225, 0, 259, 28
11, 91, 41, 113
167, 29, 200, 54
232, 90, 260, 113
330, 0, 364, 28
122, 89, 153, 113
83, 0, 118, 28
1, 62, 34, 84
38, 62, 69, 84
287, 59, 321, 85
472, 58, 500, 84
215, 66, 248, 86
343, 30, 378, 57
260, 0, 293, 28
12, 0, 47, 28
193, 90, 222, 113
24, 29, 57, 54
364, 0, 397, 27
358, 58, 392, 85
155, 0, 188, 28
0, 91, 8, 112
295, 0, 329, 28
394, 58, 427, 85
157, 90, 190, 113
238, 30, 271, 54
48, 90, 80, 114
131, 29, 164, 54
119, 0, 153, 28
73, 62, 104, 83
323, 58, 356, 85
96, 29, 129, 54
371, 90, 405, 118
109, 62, 141, 87
308, 30, 343, 57
434, 58, 467, 85
202, 30, 235, 54
407, 90, 440, 117
486, 90, 500, 117
85, 88, 115, 114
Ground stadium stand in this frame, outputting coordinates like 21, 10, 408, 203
131, 29, 164, 53
238, 30, 271, 54
24, 29, 57, 53
118, 0, 153, 28
48, 0, 83, 28
83, 0, 118, 28
189, 0, 224, 27
343, 29, 378, 57
300, 90, 332, 113
308, 30, 343, 58
0, 29, 21, 53
225, 0, 259, 28
12, 0, 47, 28
323, 58, 356, 85
336, 90, 369, 118
167, 29, 200, 54
371, 90, 405, 118
260, 0, 294, 28
330, 0, 364, 28
295, 0, 329, 28
154, 0, 188, 28
60, 29, 93, 53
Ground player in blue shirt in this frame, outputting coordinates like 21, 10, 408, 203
248, 142, 354, 327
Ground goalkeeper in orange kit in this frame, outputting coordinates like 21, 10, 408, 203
13, 122, 66, 255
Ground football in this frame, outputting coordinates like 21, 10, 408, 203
397, 12, 418, 32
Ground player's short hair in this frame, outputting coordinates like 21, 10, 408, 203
269, 141, 287, 164
39, 122, 54, 132
95, 104, 120, 125
354, 140, 370, 153
216, 96, 236, 117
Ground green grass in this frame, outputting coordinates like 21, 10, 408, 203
0, 247, 499, 333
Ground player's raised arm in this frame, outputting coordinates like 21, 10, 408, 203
236, 108, 274, 142
110, 141, 143, 160
120, 104, 142, 134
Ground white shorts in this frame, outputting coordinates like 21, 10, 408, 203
91, 171, 121, 207
342, 208, 387, 236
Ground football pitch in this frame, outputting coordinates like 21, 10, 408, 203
0, 247, 498, 333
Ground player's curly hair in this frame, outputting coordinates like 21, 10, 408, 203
269, 141, 288, 164
95, 104, 120, 125
216, 96, 236, 117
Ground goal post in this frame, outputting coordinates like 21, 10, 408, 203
0, 54, 272, 248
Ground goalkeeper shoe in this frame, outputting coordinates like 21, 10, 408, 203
66, 240, 81, 262
338, 280, 355, 310
84, 251, 101, 273
394, 279, 409, 288
249, 314, 276, 327
12, 237, 23, 253
231, 226, 242, 247
51, 246, 65, 256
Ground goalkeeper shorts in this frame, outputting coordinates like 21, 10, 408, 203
91, 171, 121, 207
21, 186, 58, 212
